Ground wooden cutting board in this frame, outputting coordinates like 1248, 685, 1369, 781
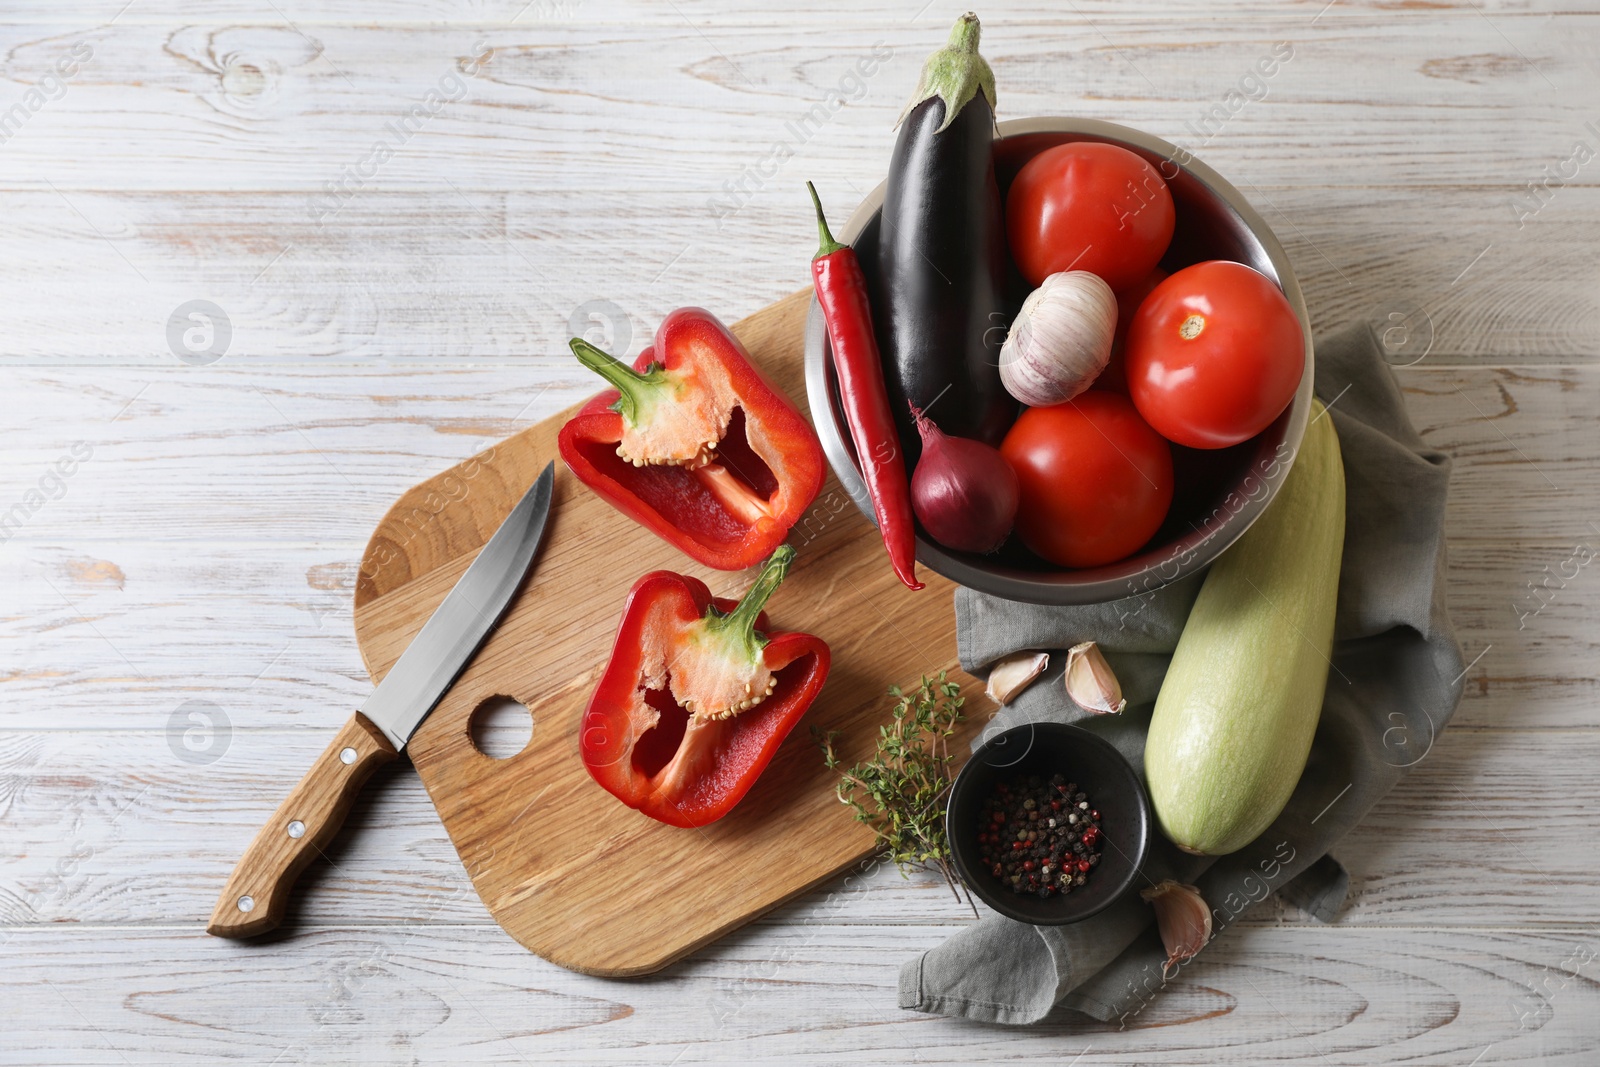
351, 288, 991, 977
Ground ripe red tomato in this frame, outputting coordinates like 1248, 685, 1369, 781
1000, 393, 1174, 568
1006, 142, 1175, 292
1125, 260, 1304, 449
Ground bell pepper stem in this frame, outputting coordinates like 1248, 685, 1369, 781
807, 182, 847, 259
570, 337, 666, 423
708, 544, 795, 653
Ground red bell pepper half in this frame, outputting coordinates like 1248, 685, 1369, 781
557, 307, 826, 572
580, 545, 830, 828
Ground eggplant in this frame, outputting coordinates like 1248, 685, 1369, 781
870, 13, 1015, 458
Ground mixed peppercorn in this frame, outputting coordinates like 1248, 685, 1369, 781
976, 773, 1103, 897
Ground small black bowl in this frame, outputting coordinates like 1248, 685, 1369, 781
947, 722, 1151, 925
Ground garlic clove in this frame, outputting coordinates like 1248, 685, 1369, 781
985, 651, 1049, 705
1140, 879, 1212, 978
1064, 641, 1126, 714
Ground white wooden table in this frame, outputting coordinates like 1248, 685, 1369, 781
3, 2, 1597, 1063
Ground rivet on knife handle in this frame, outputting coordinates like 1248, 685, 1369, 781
207, 713, 398, 939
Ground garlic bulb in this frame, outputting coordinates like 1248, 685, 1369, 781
998, 271, 1118, 407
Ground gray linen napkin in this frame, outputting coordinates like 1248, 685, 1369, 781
900, 322, 1464, 1026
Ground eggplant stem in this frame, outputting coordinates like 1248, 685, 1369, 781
895, 12, 997, 133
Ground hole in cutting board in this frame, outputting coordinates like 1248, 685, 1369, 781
468, 695, 534, 760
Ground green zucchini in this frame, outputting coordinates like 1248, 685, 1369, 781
1145, 401, 1345, 855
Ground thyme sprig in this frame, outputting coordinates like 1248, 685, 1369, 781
816, 673, 976, 915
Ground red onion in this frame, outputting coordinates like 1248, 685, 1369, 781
909, 403, 1019, 554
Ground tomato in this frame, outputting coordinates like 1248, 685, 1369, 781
1000, 393, 1174, 568
1006, 142, 1175, 292
1125, 260, 1304, 450
1096, 267, 1168, 395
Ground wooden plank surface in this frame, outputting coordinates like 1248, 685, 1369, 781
0, 186, 1592, 364
5, 724, 1599, 928
4, 926, 1598, 1065
2, 0, 1597, 1062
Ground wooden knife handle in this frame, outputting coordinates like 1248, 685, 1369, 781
207, 713, 398, 938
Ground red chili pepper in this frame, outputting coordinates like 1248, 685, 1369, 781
579, 546, 830, 828
806, 183, 923, 591
558, 308, 826, 572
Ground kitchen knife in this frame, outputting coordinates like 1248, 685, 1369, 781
207, 461, 556, 939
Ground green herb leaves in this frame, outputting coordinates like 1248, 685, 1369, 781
816, 673, 974, 914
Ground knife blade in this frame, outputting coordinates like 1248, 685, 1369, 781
207, 461, 556, 939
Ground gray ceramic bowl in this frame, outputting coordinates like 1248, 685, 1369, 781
803, 117, 1314, 605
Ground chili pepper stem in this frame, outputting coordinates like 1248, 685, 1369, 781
569, 337, 671, 424
706, 544, 795, 655
806, 182, 847, 259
